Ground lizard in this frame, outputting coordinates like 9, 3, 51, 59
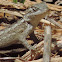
0, 2, 50, 51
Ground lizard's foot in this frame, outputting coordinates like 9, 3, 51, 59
30, 46, 39, 60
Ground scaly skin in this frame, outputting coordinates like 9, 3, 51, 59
0, 2, 49, 50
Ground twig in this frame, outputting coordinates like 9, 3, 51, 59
47, 19, 62, 28
43, 26, 52, 62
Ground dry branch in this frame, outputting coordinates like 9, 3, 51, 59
43, 26, 51, 62
40, 19, 55, 26
48, 19, 62, 28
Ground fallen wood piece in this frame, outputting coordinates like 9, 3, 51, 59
0, 57, 16, 60
34, 29, 62, 36
48, 19, 62, 28
28, 57, 62, 62
35, 0, 42, 3
43, 26, 51, 62
55, 0, 62, 5
44, 0, 53, 2
0, 9, 23, 17
0, 57, 25, 61
40, 19, 55, 26
0, 57, 25, 62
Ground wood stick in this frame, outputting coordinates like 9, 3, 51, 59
40, 19, 55, 26
48, 19, 62, 28
29, 57, 62, 62
43, 26, 51, 62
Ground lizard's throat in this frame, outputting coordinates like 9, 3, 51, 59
29, 10, 49, 28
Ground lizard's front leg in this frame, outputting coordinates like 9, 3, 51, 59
18, 23, 37, 59
18, 23, 36, 51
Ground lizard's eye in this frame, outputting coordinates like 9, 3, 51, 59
32, 7, 39, 12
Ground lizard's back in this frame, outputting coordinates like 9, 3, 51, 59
0, 20, 28, 47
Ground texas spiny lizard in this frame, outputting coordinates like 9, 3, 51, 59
0, 2, 49, 50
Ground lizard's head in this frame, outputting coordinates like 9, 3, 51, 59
27, 2, 48, 13
24, 2, 49, 28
